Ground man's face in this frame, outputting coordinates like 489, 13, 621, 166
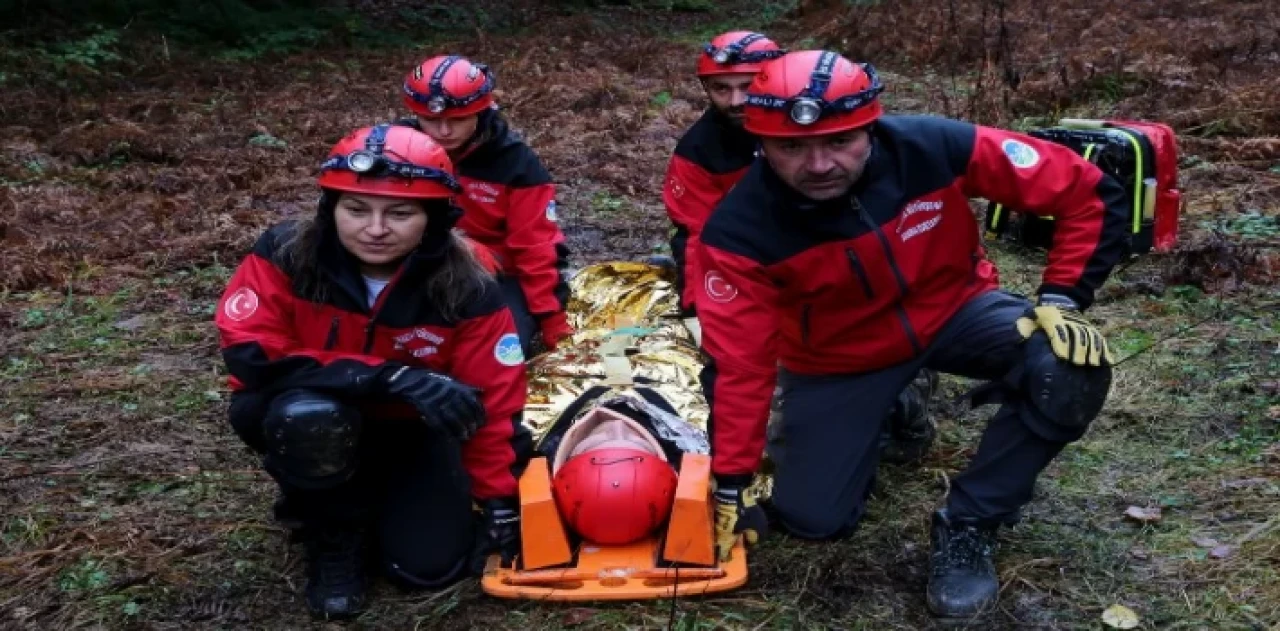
702, 73, 755, 124
759, 128, 873, 200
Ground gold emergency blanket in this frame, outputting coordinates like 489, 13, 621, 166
523, 262, 706, 440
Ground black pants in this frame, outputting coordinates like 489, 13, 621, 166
498, 274, 540, 358
767, 290, 1094, 539
229, 390, 476, 588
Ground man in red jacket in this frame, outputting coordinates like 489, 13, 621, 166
698, 51, 1125, 619
400, 55, 573, 357
664, 32, 939, 465
662, 30, 785, 324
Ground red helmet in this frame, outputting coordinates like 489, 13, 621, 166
317, 124, 460, 199
697, 31, 785, 77
743, 50, 884, 137
403, 55, 496, 118
552, 448, 678, 546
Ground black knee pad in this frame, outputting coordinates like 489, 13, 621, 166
1017, 334, 1112, 443
262, 390, 362, 488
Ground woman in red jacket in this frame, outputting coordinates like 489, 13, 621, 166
215, 124, 531, 620
399, 54, 573, 357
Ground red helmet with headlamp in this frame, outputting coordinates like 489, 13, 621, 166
403, 55, 496, 119
743, 50, 884, 137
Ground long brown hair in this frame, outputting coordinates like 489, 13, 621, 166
275, 191, 492, 322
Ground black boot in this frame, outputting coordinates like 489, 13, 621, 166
927, 509, 999, 618
881, 370, 939, 464
302, 524, 369, 621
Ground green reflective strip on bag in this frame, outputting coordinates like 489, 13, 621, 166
1107, 129, 1145, 235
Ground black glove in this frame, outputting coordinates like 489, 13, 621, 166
473, 498, 521, 572
712, 478, 768, 562
376, 364, 485, 440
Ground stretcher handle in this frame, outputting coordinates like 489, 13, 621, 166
501, 566, 726, 586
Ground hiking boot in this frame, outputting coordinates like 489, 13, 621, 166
881, 370, 939, 464
927, 509, 1000, 619
303, 524, 369, 621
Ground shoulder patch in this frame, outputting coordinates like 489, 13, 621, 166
223, 287, 260, 321
494, 333, 525, 366
1001, 138, 1040, 169
669, 175, 686, 199
703, 270, 738, 303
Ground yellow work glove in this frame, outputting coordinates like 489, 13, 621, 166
1015, 304, 1115, 367
712, 481, 768, 562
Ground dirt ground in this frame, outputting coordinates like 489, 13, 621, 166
1, 1, 1278, 629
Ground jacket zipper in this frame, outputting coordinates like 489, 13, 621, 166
800, 304, 812, 345
844, 248, 875, 298
362, 267, 409, 355
852, 197, 923, 354
324, 316, 340, 351
362, 321, 378, 355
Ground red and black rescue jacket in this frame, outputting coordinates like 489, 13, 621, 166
661, 108, 758, 314
697, 115, 1131, 482
215, 221, 533, 500
403, 114, 571, 337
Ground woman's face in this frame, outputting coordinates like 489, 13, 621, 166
333, 193, 428, 275
415, 114, 480, 151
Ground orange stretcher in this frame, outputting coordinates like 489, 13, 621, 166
480, 453, 748, 601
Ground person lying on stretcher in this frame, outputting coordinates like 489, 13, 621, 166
536, 387, 709, 547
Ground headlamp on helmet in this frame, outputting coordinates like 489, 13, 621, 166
789, 98, 824, 125
427, 95, 447, 114
346, 150, 379, 173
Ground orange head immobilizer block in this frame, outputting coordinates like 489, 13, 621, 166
481, 453, 748, 601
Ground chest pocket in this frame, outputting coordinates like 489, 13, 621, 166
844, 247, 876, 299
